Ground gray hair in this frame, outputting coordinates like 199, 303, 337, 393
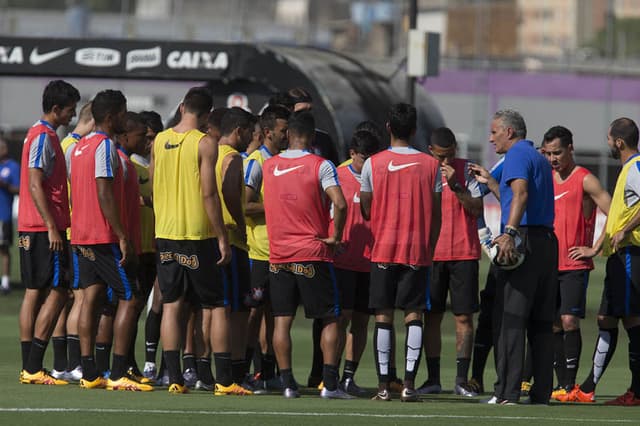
494, 109, 527, 139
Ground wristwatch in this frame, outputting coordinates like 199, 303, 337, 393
450, 181, 463, 193
504, 226, 519, 238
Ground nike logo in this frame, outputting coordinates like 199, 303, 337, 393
554, 191, 569, 201
138, 177, 149, 184
353, 193, 360, 203
29, 47, 71, 65
273, 165, 303, 176
73, 145, 89, 157
164, 141, 181, 150
388, 161, 419, 172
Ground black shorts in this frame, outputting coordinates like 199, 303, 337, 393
334, 268, 371, 314
156, 238, 227, 308
221, 246, 251, 312
246, 258, 270, 308
269, 261, 341, 319
137, 252, 157, 301
557, 270, 589, 318
369, 263, 430, 311
0, 220, 13, 247
19, 231, 70, 290
76, 243, 137, 301
599, 247, 640, 317
429, 260, 479, 314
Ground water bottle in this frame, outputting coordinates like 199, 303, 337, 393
478, 227, 494, 259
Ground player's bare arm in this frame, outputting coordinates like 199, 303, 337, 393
244, 185, 264, 216
319, 185, 347, 250
28, 168, 63, 252
468, 162, 500, 200
569, 174, 612, 259
199, 134, 231, 265
429, 191, 442, 258
96, 177, 133, 267
221, 153, 246, 243
360, 191, 372, 221
441, 163, 483, 217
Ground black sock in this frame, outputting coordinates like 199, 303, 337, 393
322, 364, 339, 391
404, 320, 422, 384
261, 353, 276, 380
26, 338, 47, 374
522, 339, 534, 383
581, 327, 618, 393
553, 330, 566, 387
127, 326, 140, 375
182, 353, 196, 372
81, 356, 99, 381
95, 342, 112, 376
196, 357, 214, 385
245, 346, 255, 375
52, 336, 68, 372
342, 360, 358, 381
471, 326, 491, 385
67, 335, 80, 370
564, 329, 582, 387
627, 325, 640, 397
373, 322, 392, 384
232, 359, 245, 384
309, 318, 323, 379
21, 341, 32, 371
164, 350, 183, 386
456, 358, 471, 385
280, 368, 297, 390
426, 357, 440, 385
110, 354, 127, 380
214, 352, 232, 386
144, 309, 161, 364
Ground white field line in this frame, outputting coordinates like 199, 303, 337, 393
0, 407, 636, 423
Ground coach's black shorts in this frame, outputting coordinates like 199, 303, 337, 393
557, 270, 589, 318
429, 260, 479, 314
269, 261, 341, 319
76, 243, 137, 301
137, 252, 157, 301
19, 231, 70, 290
334, 267, 371, 314
369, 263, 430, 311
246, 259, 270, 308
0, 220, 13, 247
156, 238, 226, 308
221, 246, 251, 312
599, 247, 640, 317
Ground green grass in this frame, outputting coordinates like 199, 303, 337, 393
1, 258, 639, 425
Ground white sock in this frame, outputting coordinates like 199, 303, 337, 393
1, 275, 9, 289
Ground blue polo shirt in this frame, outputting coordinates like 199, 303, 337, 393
500, 139, 554, 229
0, 158, 19, 222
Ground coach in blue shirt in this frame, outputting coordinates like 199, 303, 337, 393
0, 137, 19, 294
470, 109, 558, 404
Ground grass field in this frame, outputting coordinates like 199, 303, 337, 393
1, 258, 639, 425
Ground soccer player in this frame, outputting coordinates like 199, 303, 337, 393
50, 101, 94, 382
263, 110, 348, 399
361, 103, 442, 402
420, 127, 483, 397
470, 109, 557, 404
71, 89, 152, 391
539, 126, 611, 400
0, 137, 19, 295
215, 107, 255, 389
332, 130, 379, 396
19, 80, 79, 386
244, 104, 290, 392
150, 87, 235, 395
564, 118, 640, 405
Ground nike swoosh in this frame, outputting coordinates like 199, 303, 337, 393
554, 190, 569, 201
353, 193, 360, 203
138, 177, 149, 184
388, 161, 419, 172
29, 47, 71, 65
273, 165, 303, 176
73, 147, 87, 157
164, 141, 181, 150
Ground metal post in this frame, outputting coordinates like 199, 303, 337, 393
406, 0, 417, 105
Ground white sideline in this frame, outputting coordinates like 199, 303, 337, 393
0, 407, 636, 423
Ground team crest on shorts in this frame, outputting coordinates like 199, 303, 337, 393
269, 263, 316, 278
18, 235, 31, 251
159, 251, 200, 270
78, 246, 96, 261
